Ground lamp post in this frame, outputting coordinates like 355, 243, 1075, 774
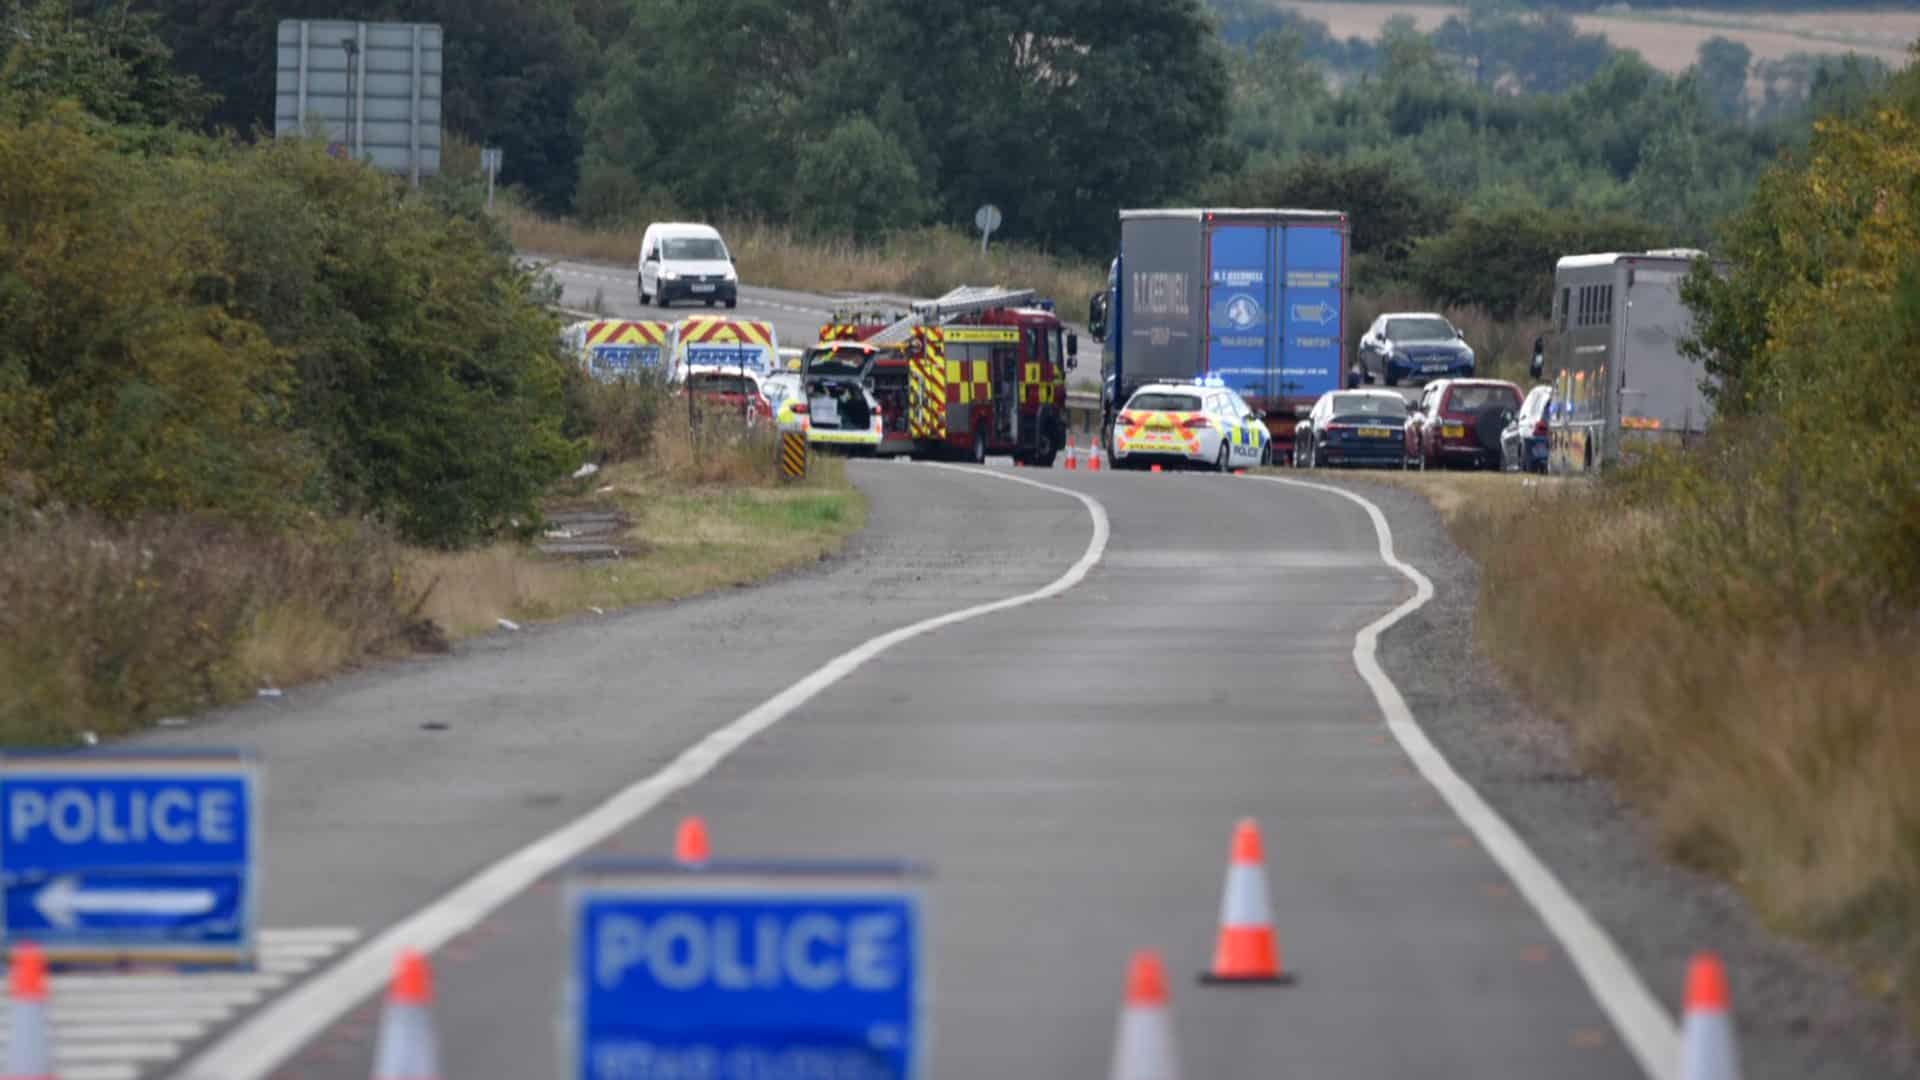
340, 36, 359, 160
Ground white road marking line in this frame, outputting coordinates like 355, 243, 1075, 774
259, 927, 361, 945
0, 1019, 202, 1041
53, 974, 287, 993
1255, 474, 1678, 1079
61, 1065, 138, 1080
171, 465, 1110, 1080
50, 1040, 180, 1061
48, 999, 241, 1014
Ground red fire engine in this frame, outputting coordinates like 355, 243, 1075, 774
820, 288, 1078, 466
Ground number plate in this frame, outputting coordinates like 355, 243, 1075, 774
1359, 427, 1394, 438
691, 283, 716, 293
810, 397, 839, 425
1442, 423, 1466, 437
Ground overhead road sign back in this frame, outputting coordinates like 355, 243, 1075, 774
275, 20, 443, 184
0, 750, 260, 968
568, 860, 927, 1080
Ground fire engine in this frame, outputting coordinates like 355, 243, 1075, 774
826, 287, 1077, 465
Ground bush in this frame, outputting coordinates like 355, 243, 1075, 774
564, 368, 675, 464
195, 139, 579, 547
0, 106, 310, 522
0, 512, 422, 743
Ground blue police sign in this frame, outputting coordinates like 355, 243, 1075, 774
0, 751, 259, 966
568, 861, 926, 1080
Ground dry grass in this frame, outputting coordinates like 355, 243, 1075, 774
510, 208, 1106, 309
0, 514, 426, 743
410, 425, 861, 640
1370, 470, 1920, 1019
1, 423, 864, 741
1272, 3, 1916, 72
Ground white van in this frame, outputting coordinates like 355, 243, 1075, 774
637, 223, 739, 310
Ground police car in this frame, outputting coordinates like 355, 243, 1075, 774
1108, 378, 1272, 471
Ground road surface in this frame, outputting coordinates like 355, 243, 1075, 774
53, 458, 1660, 1080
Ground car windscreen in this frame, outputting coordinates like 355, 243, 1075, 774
689, 374, 754, 395
662, 237, 727, 260
1328, 394, 1406, 422
1385, 317, 1455, 342
805, 348, 867, 376
1126, 392, 1203, 413
1445, 385, 1520, 412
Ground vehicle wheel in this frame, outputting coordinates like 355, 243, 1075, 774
1215, 442, 1231, 473
1260, 442, 1272, 468
705, 298, 716, 307
638, 278, 649, 305
655, 285, 670, 309
971, 427, 988, 465
1384, 367, 1399, 388
724, 296, 738, 310
1311, 441, 1323, 469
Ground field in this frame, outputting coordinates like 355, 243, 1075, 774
1275, 2, 1918, 73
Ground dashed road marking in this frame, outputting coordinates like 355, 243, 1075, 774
0, 928, 361, 1080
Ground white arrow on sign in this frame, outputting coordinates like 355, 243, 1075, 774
34, 877, 218, 930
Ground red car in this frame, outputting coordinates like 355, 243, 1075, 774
1405, 378, 1523, 471
680, 365, 772, 427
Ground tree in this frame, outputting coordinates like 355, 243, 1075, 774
1204, 154, 1455, 278
860, 0, 1230, 253
135, 0, 594, 211
0, 106, 304, 520
2, 0, 212, 128
1408, 205, 1660, 319
790, 116, 928, 238
1694, 37, 1751, 121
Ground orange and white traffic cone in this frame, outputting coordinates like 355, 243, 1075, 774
371, 950, 441, 1080
1066, 434, 1079, 470
675, 815, 711, 867
1089, 442, 1102, 471
1199, 818, 1292, 984
1679, 952, 1741, 1080
5, 943, 54, 1080
1109, 950, 1180, 1080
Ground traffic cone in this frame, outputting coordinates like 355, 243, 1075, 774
675, 815, 710, 866
1679, 952, 1741, 1080
5, 943, 54, 1080
1199, 818, 1292, 984
1109, 950, 1180, 1080
1089, 447, 1102, 471
371, 950, 441, 1080
1066, 434, 1079, 470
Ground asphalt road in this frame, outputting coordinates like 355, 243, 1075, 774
109, 459, 1665, 1080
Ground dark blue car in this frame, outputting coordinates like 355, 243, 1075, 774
1357, 313, 1475, 387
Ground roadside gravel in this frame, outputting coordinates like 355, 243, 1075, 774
1326, 474, 1919, 1080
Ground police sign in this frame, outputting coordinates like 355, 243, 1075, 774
568, 861, 926, 1080
0, 751, 258, 966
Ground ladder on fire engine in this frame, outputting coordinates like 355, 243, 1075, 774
866, 285, 1037, 347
